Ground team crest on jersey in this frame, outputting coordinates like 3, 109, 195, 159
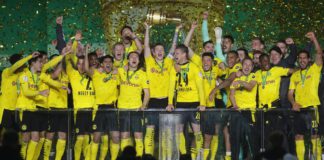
235, 66, 240, 69
23, 76, 28, 82
252, 75, 255, 79
21, 124, 27, 131
135, 75, 139, 79
146, 80, 149, 84
92, 124, 97, 130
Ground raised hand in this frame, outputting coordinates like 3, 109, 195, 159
202, 11, 208, 20
56, 16, 63, 25
285, 38, 294, 45
305, 32, 316, 42
191, 21, 198, 30
31, 51, 40, 58
75, 30, 82, 41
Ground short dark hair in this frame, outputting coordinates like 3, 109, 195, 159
28, 55, 42, 65
175, 44, 189, 54
99, 55, 114, 63
228, 50, 238, 57
253, 50, 263, 55
9, 54, 23, 65
237, 48, 248, 57
298, 50, 311, 58
202, 52, 214, 59
88, 52, 97, 58
259, 53, 269, 63
223, 35, 234, 44
127, 51, 140, 59
252, 37, 265, 45
269, 46, 282, 55
203, 40, 214, 48
153, 43, 164, 50
276, 40, 286, 46
120, 26, 133, 35
242, 57, 254, 65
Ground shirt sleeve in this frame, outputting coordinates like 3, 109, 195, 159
289, 73, 297, 90
202, 20, 210, 42
40, 73, 64, 89
20, 74, 39, 97
8, 55, 32, 76
141, 72, 149, 89
42, 55, 64, 72
190, 54, 202, 67
274, 67, 290, 77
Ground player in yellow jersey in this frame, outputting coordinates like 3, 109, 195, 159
41, 51, 71, 160
255, 53, 294, 147
120, 26, 143, 56
0, 52, 39, 131
118, 51, 150, 157
143, 22, 177, 156
167, 44, 205, 159
66, 53, 95, 160
113, 42, 128, 68
229, 58, 257, 159
200, 52, 225, 160
16, 54, 49, 160
209, 50, 241, 160
288, 32, 323, 160
84, 45, 120, 160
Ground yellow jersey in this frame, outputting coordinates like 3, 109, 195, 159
113, 58, 128, 68
255, 67, 290, 108
16, 70, 41, 110
1, 55, 32, 110
66, 59, 95, 109
289, 63, 322, 108
203, 66, 223, 107
225, 63, 242, 107
118, 68, 149, 109
125, 40, 138, 56
92, 69, 119, 105
47, 72, 69, 108
230, 73, 257, 109
168, 62, 205, 106
145, 55, 173, 98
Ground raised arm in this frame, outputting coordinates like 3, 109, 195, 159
202, 11, 210, 42
84, 44, 94, 77
184, 21, 198, 47
214, 27, 226, 62
285, 38, 298, 67
168, 24, 183, 56
41, 55, 64, 73
144, 22, 151, 58
131, 31, 143, 54
55, 16, 66, 54
8, 52, 39, 75
306, 32, 322, 66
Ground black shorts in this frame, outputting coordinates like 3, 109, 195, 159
119, 110, 143, 133
145, 98, 168, 126
176, 102, 200, 125
215, 98, 225, 108
264, 109, 286, 136
48, 108, 68, 132
1, 109, 19, 131
93, 104, 118, 132
293, 108, 316, 135
75, 109, 92, 134
20, 108, 48, 132
201, 108, 222, 135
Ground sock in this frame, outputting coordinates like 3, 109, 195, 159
32, 137, 44, 160
91, 142, 99, 160
194, 132, 203, 156
110, 141, 120, 160
144, 127, 155, 155
225, 152, 231, 160
21, 141, 28, 159
179, 132, 187, 154
74, 136, 84, 160
43, 139, 52, 160
191, 147, 197, 160
312, 138, 322, 160
135, 138, 144, 157
166, 129, 172, 159
296, 140, 305, 160
83, 135, 90, 158
55, 139, 66, 160
210, 135, 219, 160
203, 149, 210, 160
121, 138, 130, 151
162, 131, 167, 160
26, 140, 38, 160
99, 135, 109, 160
